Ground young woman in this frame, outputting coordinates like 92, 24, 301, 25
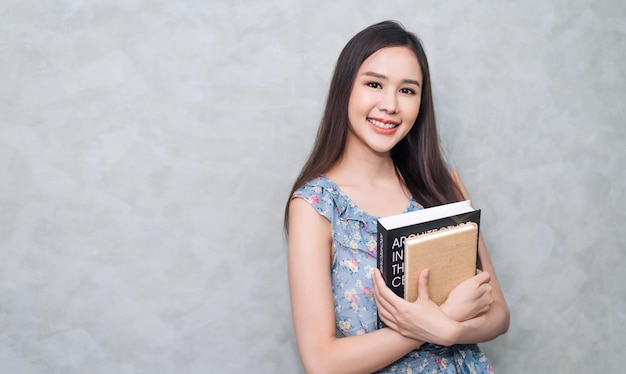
284, 21, 509, 373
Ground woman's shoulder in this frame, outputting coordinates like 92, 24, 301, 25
291, 175, 338, 214
293, 174, 342, 202
293, 175, 337, 197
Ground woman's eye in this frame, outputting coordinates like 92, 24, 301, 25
367, 82, 382, 89
400, 88, 416, 94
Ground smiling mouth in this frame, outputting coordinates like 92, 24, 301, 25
368, 118, 399, 130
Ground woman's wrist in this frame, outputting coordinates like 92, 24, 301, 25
440, 301, 462, 322
387, 327, 426, 353
440, 319, 463, 347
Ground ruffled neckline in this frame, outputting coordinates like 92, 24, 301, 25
308, 175, 421, 234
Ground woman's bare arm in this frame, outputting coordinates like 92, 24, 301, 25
288, 198, 424, 374
447, 169, 510, 343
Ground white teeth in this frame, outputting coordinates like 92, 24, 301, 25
368, 118, 397, 129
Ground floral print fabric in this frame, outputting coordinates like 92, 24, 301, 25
293, 175, 494, 373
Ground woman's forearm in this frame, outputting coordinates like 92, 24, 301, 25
298, 328, 423, 374
453, 301, 510, 344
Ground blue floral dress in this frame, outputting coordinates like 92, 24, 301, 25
293, 175, 494, 374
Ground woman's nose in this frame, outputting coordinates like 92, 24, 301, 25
378, 90, 398, 114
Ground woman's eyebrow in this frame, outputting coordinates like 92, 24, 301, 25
362, 71, 421, 87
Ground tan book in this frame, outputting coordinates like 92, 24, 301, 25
403, 222, 478, 305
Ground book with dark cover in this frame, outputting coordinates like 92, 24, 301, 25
376, 200, 481, 327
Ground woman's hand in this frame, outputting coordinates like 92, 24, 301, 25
440, 270, 494, 322
373, 268, 460, 347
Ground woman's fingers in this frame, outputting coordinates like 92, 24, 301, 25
416, 269, 430, 303
373, 270, 395, 312
373, 270, 400, 328
373, 270, 401, 309
376, 304, 398, 329
476, 270, 491, 285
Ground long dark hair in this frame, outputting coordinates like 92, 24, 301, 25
284, 20, 461, 233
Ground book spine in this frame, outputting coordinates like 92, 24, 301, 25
376, 220, 390, 287
376, 221, 391, 329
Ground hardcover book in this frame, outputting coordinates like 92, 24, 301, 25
376, 200, 481, 324
403, 222, 478, 305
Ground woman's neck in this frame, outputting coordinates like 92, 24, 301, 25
325, 147, 412, 217
326, 145, 398, 187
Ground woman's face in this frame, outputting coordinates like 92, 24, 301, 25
346, 46, 423, 155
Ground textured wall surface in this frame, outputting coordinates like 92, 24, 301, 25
1, 1, 624, 373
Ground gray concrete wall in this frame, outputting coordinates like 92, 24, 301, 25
1, 1, 624, 372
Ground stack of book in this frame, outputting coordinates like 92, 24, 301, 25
376, 200, 481, 314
